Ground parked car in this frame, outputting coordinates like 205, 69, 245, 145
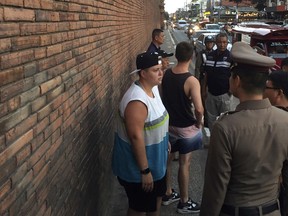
194, 32, 232, 54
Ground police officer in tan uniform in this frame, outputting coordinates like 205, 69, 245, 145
200, 42, 288, 216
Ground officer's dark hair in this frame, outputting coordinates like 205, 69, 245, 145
152, 29, 163, 40
231, 66, 268, 94
175, 41, 193, 62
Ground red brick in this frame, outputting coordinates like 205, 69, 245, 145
18, 191, 36, 215
11, 36, 40, 51
30, 133, 44, 154
39, 76, 62, 95
32, 156, 46, 176
0, 80, 24, 103
54, 2, 69, 11
11, 162, 28, 186
16, 145, 32, 165
46, 85, 64, 103
0, 135, 5, 152
0, 8, 3, 22
0, 186, 17, 214
39, 35, 51, 46
31, 96, 46, 113
44, 116, 62, 140
4, 8, 35, 21
1, 0, 24, 6
35, 10, 59, 22
20, 86, 40, 106
0, 50, 34, 70
34, 47, 47, 60
0, 170, 33, 215
24, 62, 37, 77
20, 23, 47, 36
38, 57, 56, 71
0, 129, 33, 167
0, 179, 11, 201
45, 135, 62, 160
0, 67, 23, 86
47, 44, 62, 57
40, 0, 54, 10
0, 23, 20, 37
0, 38, 11, 53
35, 202, 47, 216
7, 96, 20, 112
29, 137, 51, 169
26, 161, 50, 197
47, 64, 66, 79
33, 117, 49, 136
24, 0, 41, 8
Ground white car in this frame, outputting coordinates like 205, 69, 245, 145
177, 20, 188, 30
204, 24, 221, 33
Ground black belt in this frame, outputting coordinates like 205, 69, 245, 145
221, 201, 279, 216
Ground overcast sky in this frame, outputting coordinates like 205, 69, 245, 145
165, 0, 187, 14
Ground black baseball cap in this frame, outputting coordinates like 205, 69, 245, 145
136, 52, 162, 70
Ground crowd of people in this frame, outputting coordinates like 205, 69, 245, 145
112, 27, 288, 216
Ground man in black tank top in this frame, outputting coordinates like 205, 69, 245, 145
161, 41, 204, 214
264, 70, 288, 215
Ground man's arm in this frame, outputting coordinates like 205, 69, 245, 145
200, 122, 232, 216
124, 100, 153, 192
185, 76, 204, 128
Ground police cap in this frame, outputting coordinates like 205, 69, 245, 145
231, 42, 275, 72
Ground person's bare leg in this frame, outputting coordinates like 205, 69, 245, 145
147, 197, 162, 216
178, 152, 192, 203
165, 152, 174, 196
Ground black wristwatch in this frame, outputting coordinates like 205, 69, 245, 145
140, 168, 151, 175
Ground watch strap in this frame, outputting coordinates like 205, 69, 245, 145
140, 167, 150, 175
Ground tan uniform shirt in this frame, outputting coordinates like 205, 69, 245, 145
200, 99, 288, 216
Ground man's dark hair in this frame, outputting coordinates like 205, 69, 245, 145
175, 41, 194, 62
152, 29, 163, 40
268, 70, 288, 98
281, 57, 288, 69
231, 67, 268, 94
215, 32, 228, 41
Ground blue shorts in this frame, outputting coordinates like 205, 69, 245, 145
169, 125, 202, 154
118, 174, 166, 212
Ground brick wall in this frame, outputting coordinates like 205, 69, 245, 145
0, 1, 163, 215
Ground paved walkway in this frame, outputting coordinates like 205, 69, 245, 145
110, 28, 209, 216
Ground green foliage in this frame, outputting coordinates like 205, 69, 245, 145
164, 11, 169, 20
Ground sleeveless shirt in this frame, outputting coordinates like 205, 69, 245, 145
162, 69, 196, 127
112, 81, 169, 183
